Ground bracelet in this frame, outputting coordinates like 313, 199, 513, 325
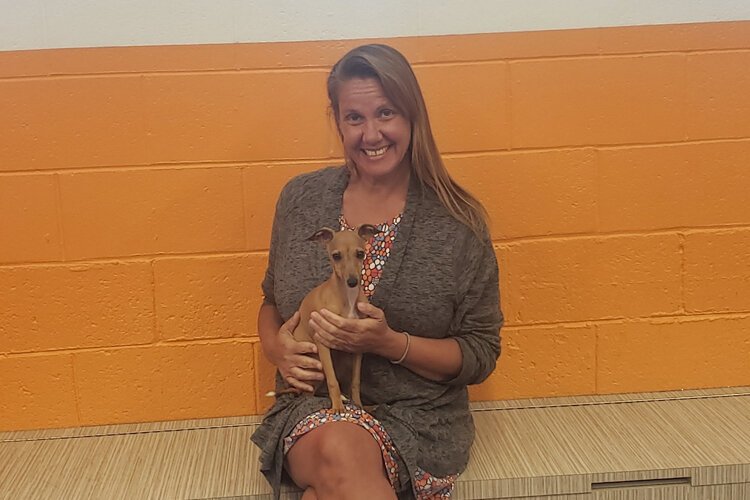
390, 331, 411, 365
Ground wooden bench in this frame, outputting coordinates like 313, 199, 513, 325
2, 387, 749, 499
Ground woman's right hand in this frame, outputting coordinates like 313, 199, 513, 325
271, 311, 324, 393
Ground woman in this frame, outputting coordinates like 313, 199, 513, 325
251, 44, 503, 500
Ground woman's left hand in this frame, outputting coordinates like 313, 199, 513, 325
309, 302, 391, 355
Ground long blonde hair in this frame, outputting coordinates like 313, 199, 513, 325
327, 44, 490, 237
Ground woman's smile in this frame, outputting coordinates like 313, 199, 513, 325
363, 145, 390, 158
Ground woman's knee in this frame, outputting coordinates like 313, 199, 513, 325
316, 423, 381, 468
288, 423, 396, 499
289, 422, 384, 480
301, 487, 318, 500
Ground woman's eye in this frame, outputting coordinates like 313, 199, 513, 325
380, 109, 394, 118
345, 113, 363, 123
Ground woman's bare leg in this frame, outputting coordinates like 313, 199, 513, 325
286, 422, 397, 500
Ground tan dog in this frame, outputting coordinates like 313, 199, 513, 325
274, 224, 377, 411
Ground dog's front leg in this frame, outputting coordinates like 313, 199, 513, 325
351, 353, 363, 407
318, 345, 345, 412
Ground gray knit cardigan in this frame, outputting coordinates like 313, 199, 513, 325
251, 166, 503, 499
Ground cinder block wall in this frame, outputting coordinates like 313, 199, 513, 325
2, 16, 750, 431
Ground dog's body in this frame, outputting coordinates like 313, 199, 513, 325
277, 225, 376, 412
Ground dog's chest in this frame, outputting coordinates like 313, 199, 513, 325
343, 287, 359, 319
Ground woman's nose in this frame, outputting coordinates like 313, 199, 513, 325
362, 120, 382, 144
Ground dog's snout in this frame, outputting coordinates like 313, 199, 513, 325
347, 277, 359, 288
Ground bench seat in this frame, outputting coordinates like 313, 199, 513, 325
2, 387, 749, 499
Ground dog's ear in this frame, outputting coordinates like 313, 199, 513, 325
357, 224, 378, 241
307, 227, 335, 244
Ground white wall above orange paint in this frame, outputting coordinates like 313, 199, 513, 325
2, 0, 750, 51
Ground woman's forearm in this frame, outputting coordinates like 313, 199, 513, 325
376, 329, 462, 382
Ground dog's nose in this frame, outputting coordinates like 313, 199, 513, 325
347, 277, 358, 288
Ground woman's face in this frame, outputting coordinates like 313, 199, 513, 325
336, 78, 412, 180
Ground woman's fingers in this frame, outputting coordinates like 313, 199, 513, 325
356, 301, 383, 319
280, 310, 301, 334
309, 309, 383, 353
280, 353, 323, 393
309, 323, 340, 350
314, 309, 348, 330
309, 312, 340, 340
318, 308, 371, 333
289, 364, 324, 382
292, 352, 323, 371
290, 339, 318, 356
285, 376, 315, 393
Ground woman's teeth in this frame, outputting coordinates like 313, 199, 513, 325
363, 146, 389, 157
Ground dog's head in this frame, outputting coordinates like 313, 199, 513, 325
308, 225, 378, 288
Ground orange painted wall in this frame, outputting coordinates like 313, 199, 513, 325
2, 22, 750, 432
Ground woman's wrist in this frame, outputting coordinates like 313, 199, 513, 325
378, 328, 410, 363
390, 331, 410, 364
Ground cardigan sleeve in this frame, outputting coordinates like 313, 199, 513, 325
445, 231, 503, 387
260, 184, 291, 306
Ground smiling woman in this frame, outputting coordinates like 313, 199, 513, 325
337, 78, 412, 184
250, 44, 503, 500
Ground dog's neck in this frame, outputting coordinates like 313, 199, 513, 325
344, 285, 360, 319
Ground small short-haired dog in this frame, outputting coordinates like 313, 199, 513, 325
272, 224, 377, 411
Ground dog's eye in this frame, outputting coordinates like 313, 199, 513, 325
332, 252, 342, 261
356, 250, 365, 259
